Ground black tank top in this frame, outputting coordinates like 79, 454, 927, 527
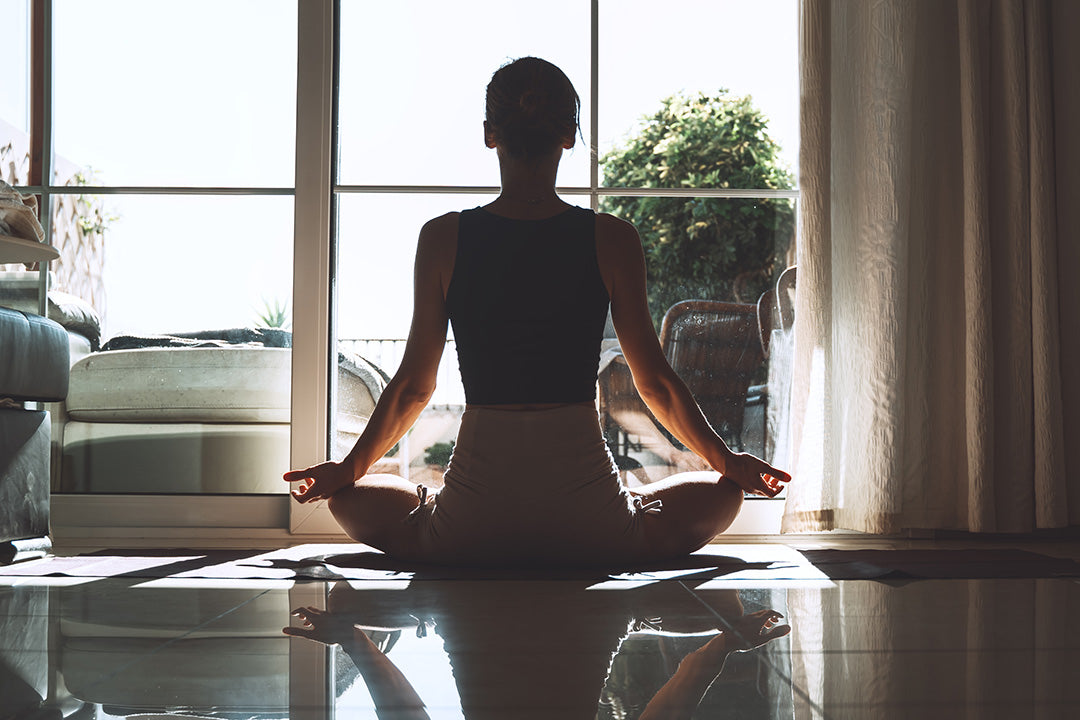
446, 206, 610, 405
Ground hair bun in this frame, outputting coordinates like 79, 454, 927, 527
519, 89, 544, 116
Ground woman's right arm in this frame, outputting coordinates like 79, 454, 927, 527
284, 213, 457, 503
595, 214, 789, 497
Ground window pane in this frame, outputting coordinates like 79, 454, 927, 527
51, 0, 297, 187
596, 196, 796, 486
45, 194, 294, 494
337, 0, 590, 187
53, 195, 295, 337
0, 0, 31, 184
599, 0, 799, 188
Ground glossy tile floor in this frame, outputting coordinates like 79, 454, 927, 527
2, 564, 1078, 719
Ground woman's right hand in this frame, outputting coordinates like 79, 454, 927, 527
284, 606, 359, 646
719, 452, 791, 498
283, 461, 356, 503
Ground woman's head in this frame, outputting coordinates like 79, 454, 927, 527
485, 57, 580, 159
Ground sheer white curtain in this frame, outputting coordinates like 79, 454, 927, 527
782, 0, 1080, 533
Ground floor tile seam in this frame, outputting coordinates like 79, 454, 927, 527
817, 700, 1080, 708
677, 579, 835, 720
73, 587, 276, 696
774, 647, 1076, 654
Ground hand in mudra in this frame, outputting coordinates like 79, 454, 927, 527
283, 461, 354, 503
726, 609, 791, 652
284, 606, 359, 646
721, 452, 791, 497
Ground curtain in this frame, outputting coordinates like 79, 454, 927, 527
782, 0, 1080, 534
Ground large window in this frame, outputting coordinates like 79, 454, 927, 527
5, 0, 797, 536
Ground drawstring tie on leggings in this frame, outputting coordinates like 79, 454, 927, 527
633, 496, 663, 514
404, 484, 429, 525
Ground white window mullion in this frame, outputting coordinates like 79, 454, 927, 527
290, 0, 344, 535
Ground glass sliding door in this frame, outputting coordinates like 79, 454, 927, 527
8, 0, 301, 537
311, 0, 800, 538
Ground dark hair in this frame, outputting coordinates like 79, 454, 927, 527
485, 57, 580, 159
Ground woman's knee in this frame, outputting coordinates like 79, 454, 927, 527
641, 477, 745, 557
710, 477, 744, 534
326, 479, 423, 549
326, 489, 367, 543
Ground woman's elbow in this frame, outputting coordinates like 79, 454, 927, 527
400, 379, 436, 406
387, 374, 437, 407
634, 377, 673, 406
633, 366, 683, 405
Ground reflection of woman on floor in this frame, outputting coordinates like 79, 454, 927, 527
285, 57, 790, 567
285, 582, 790, 720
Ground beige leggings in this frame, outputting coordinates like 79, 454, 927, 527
399, 404, 659, 566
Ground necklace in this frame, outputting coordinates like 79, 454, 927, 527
502, 195, 555, 205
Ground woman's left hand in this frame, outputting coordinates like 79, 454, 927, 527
720, 453, 791, 498
727, 609, 791, 651
283, 461, 355, 503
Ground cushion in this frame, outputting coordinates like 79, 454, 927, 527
0, 306, 69, 402
67, 333, 385, 423
0, 271, 101, 349
67, 347, 292, 423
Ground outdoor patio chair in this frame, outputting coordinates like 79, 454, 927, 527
599, 299, 766, 478
756, 285, 780, 357
659, 300, 766, 450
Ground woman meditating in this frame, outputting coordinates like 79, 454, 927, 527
284, 57, 790, 566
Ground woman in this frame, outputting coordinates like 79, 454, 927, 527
285, 57, 790, 566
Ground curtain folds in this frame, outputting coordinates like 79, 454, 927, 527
783, 0, 1080, 534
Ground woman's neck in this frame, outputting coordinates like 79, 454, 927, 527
489, 148, 568, 218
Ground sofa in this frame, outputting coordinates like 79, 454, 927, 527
59, 329, 388, 494
0, 305, 69, 545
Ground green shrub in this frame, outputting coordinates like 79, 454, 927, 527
600, 91, 796, 329
423, 440, 455, 467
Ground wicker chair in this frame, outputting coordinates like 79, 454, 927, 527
659, 300, 765, 449
599, 299, 766, 471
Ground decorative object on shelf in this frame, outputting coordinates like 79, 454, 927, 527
0, 180, 58, 265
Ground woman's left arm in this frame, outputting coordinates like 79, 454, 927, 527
285, 214, 456, 503
596, 213, 790, 497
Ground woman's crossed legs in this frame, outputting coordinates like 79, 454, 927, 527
326, 471, 744, 565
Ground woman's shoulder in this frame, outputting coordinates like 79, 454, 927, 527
595, 211, 641, 248
417, 212, 460, 266
420, 211, 460, 237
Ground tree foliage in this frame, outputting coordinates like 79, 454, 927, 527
600, 92, 796, 329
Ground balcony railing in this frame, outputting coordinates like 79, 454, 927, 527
338, 338, 465, 407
